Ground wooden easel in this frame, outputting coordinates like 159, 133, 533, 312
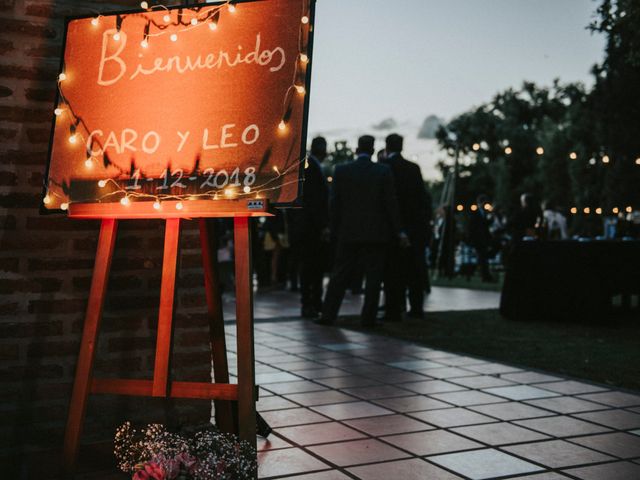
62, 200, 268, 476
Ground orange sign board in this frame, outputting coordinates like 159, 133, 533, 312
44, 0, 314, 216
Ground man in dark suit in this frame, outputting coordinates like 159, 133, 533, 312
382, 134, 432, 320
290, 137, 330, 318
468, 194, 494, 282
319, 135, 405, 327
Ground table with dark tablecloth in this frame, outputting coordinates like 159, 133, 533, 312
500, 240, 640, 321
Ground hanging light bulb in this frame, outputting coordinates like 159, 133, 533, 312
84, 158, 93, 169
43, 195, 51, 205
300, 53, 309, 64
209, 22, 218, 30
191, 18, 198, 26
163, 14, 171, 23
583, 207, 590, 214
54, 107, 63, 116
58, 72, 67, 82
626, 206, 633, 213
170, 33, 178, 42
243, 186, 251, 194
570, 207, 577, 214
295, 85, 306, 94
120, 196, 130, 206
504, 147, 512, 155
613, 207, 619, 214
153, 201, 161, 210
91, 17, 99, 26
68, 134, 77, 144
472, 143, 480, 151
140, 1, 149, 9
456, 204, 464, 212
113, 32, 121, 41
596, 208, 603, 215
536, 147, 544, 155
301, 16, 309, 24
278, 120, 286, 131
569, 152, 577, 160
60, 202, 69, 211
635, 158, 640, 165
98, 179, 107, 188
228, 3, 236, 13
602, 155, 610, 164
176, 201, 184, 210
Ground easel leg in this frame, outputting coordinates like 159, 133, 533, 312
234, 217, 257, 451
153, 218, 181, 397
63, 219, 118, 474
199, 219, 236, 434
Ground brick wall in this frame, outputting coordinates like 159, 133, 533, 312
0, 1, 216, 475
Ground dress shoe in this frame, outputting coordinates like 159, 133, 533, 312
301, 306, 319, 319
315, 317, 334, 326
407, 310, 425, 320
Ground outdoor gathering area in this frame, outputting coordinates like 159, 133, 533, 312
0, 0, 639, 479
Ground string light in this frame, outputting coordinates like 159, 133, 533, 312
91, 17, 99, 26
602, 155, 610, 164
569, 152, 577, 160
163, 14, 171, 23
626, 206, 633, 213
43, 195, 51, 205
140, 1, 149, 9
243, 186, 251, 194
570, 207, 577, 214
470, 205, 478, 211
300, 53, 309, 63
153, 201, 161, 210
583, 207, 590, 214
228, 3, 236, 12
170, 33, 178, 42
141, 39, 149, 48
58, 73, 66, 82
596, 208, 602, 215
54, 107, 63, 116
273, 166, 281, 175
295, 85, 306, 94
301, 16, 309, 24
175, 202, 184, 210
278, 120, 287, 131
84, 158, 93, 169
635, 158, 640, 165
224, 188, 235, 198
504, 147, 512, 155
60, 203, 69, 211
536, 147, 544, 155
120, 196, 130, 206
589, 158, 596, 165
113, 32, 121, 41
191, 18, 198, 26
98, 180, 107, 188
68, 134, 77, 144
472, 143, 480, 151
613, 207, 619, 214
209, 22, 218, 31
456, 204, 464, 212
484, 203, 493, 211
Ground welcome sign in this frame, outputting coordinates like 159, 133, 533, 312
44, 0, 314, 214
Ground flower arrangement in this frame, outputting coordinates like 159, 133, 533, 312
114, 422, 257, 480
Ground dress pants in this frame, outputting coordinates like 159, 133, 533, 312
322, 242, 387, 325
385, 242, 427, 319
300, 238, 325, 311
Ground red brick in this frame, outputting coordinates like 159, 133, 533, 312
28, 298, 86, 314
0, 258, 19, 273
0, 128, 18, 140
24, 87, 55, 102
26, 127, 50, 143
0, 64, 57, 81
0, 321, 63, 338
0, 150, 48, 166
0, 105, 51, 123
0, 18, 57, 39
0, 171, 17, 186
0, 85, 12, 97
28, 257, 93, 271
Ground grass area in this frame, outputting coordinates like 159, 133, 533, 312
340, 309, 640, 391
431, 272, 504, 292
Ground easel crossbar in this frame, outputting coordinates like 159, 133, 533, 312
90, 378, 239, 401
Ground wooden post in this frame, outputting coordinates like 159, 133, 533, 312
199, 218, 236, 434
152, 218, 181, 397
63, 218, 118, 473
234, 217, 257, 451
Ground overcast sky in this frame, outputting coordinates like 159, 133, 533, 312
307, 0, 605, 132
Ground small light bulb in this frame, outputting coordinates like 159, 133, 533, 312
613, 207, 619, 214
278, 121, 286, 131
243, 186, 251, 194
472, 143, 480, 151
141, 39, 149, 48
300, 53, 309, 63
570, 207, 577, 214
54, 108, 63, 116
456, 204, 464, 212
98, 179, 107, 188
170, 33, 178, 42
273, 165, 281, 175
536, 147, 544, 155
120, 196, 130, 206
91, 17, 99, 26
589, 158, 596, 165
163, 14, 171, 23
68, 134, 77, 144
209, 22, 218, 31
228, 3, 236, 13
626, 206, 633, 213
484, 203, 492, 211
295, 85, 306, 94
635, 158, 640, 165
191, 18, 198, 26
43, 195, 51, 205
301, 16, 309, 24
60, 202, 69, 211
569, 152, 577, 160
602, 155, 610, 163
471, 205, 478, 211
224, 188, 234, 197
583, 207, 590, 214
153, 201, 161, 210
596, 208, 602, 215
84, 159, 93, 169
58, 73, 67, 81
140, 1, 149, 9
113, 32, 121, 41
176, 202, 183, 210
504, 147, 512, 155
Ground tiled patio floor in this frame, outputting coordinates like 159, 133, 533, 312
224, 319, 640, 480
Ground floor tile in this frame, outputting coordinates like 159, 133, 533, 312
418, 367, 476, 379
574, 409, 640, 430
256, 371, 303, 384
449, 375, 515, 389
515, 415, 610, 437
483, 385, 560, 401
307, 439, 408, 467
285, 390, 358, 406
368, 372, 431, 384
526, 396, 608, 414
311, 401, 393, 421
577, 391, 640, 408
570, 432, 640, 458
342, 384, 413, 400
437, 356, 485, 367
275, 361, 331, 371
348, 458, 462, 480
282, 471, 352, 480
260, 407, 330, 427
536, 380, 608, 395
469, 402, 553, 421
464, 363, 522, 375
500, 372, 564, 384
264, 380, 328, 395
295, 368, 349, 380
399, 380, 467, 395
258, 395, 299, 411
320, 343, 367, 351
508, 474, 570, 479
387, 360, 444, 370
258, 447, 330, 478
316, 376, 381, 389
373, 395, 450, 412
345, 414, 433, 436
429, 448, 543, 479
430, 390, 504, 406
382, 429, 481, 456
277, 422, 366, 446
503, 439, 614, 468
563, 461, 640, 480
452, 422, 549, 445
257, 434, 292, 452
409, 407, 496, 428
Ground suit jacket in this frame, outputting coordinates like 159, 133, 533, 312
468, 209, 492, 248
330, 155, 401, 244
383, 153, 431, 245
291, 155, 329, 243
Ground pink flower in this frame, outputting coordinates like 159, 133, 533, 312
132, 462, 165, 480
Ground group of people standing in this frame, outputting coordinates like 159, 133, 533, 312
292, 134, 432, 327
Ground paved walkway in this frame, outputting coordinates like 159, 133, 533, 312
223, 286, 501, 320
223, 319, 640, 480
